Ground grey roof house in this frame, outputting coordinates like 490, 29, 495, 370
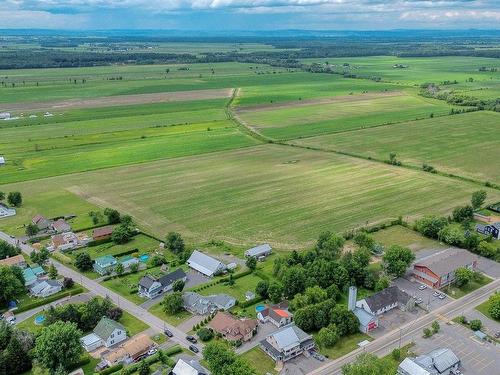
183, 292, 236, 315
187, 250, 226, 277
347, 287, 379, 333
356, 285, 414, 316
260, 324, 315, 364
398, 348, 460, 375
138, 268, 187, 299
29, 279, 62, 298
245, 243, 272, 258
476, 222, 500, 240
172, 358, 209, 375
80, 317, 127, 352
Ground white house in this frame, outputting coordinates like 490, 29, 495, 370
138, 268, 187, 299
81, 317, 127, 352
172, 359, 210, 375
187, 250, 226, 277
0, 156, 5, 166
356, 285, 414, 316
29, 280, 62, 298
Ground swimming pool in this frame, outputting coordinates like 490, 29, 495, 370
139, 254, 149, 262
34, 315, 45, 325
255, 305, 265, 313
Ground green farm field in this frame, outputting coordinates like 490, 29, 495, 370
293, 111, 500, 184
3, 145, 498, 249
236, 91, 455, 140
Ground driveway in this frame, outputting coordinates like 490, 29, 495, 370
237, 322, 277, 354
281, 354, 324, 375
369, 306, 426, 339
177, 314, 204, 333
185, 270, 211, 289
393, 277, 451, 311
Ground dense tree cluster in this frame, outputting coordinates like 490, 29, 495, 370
0, 322, 35, 375
0, 265, 24, 307
203, 341, 255, 375
0, 240, 19, 260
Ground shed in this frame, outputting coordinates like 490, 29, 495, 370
245, 243, 272, 258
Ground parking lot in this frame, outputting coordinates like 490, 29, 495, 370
412, 322, 500, 375
281, 352, 324, 375
393, 277, 451, 311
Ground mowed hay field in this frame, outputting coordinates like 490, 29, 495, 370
0, 98, 260, 183
3, 145, 498, 249
236, 92, 455, 140
293, 111, 500, 185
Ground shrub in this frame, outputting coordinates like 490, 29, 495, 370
197, 327, 214, 342
423, 328, 432, 338
99, 364, 123, 375
469, 319, 482, 331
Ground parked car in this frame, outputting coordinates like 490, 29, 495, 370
189, 345, 199, 353
164, 329, 173, 337
309, 350, 325, 361
186, 335, 197, 343
147, 348, 157, 356
433, 291, 440, 297
494, 331, 500, 338
438, 293, 446, 300
418, 285, 427, 290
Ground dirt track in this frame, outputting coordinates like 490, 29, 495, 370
2, 88, 234, 112
235, 90, 405, 113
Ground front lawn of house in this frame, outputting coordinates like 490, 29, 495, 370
475, 298, 499, 322
120, 310, 150, 336
442, 274, 493, 299
315, 332, 373, 360
193, 273, 266, 302
149, 302, 193, 327
240, 347, 277, 375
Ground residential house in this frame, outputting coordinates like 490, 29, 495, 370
119, 255, 139, 270
260, 324, 315, 364
172, 359, 209, 375
101, 333, 155, 366
81, 317, 127, 352
23, 265, 46, 287
49, 232, 80, 252
92, 226, 114, 242
257, 302, 293, 328
245, 291, 255, 301
138, 268, 187, 299
398, 348, 460, 375
52, 218, 71, 233
0, 112, 11, 120
476, 222, 500, 240
183, 292, 236, 315
245, 243, 272, 259
356, 285, 414, 316
29, 279, 62, 298
2, 311, 16, 324
187, 250, 226, 277
93, 255, 118, 275
0, 156, 4, 166
347, 286, 379, 333
32, 215, 51, 231
412, 248, 477, 289
209, 311, 258, 343
0, 254, 27, 269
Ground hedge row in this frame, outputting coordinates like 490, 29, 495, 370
119, 348, 176, 375
98, 363, 123, 375
238, 296, 265, 309
220, 269, 253, 282
16, 287, 84, 313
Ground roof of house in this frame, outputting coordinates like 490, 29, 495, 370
398, 358, 431, 375
413, 348, 460, 374
95, 255, 117, 267
92, 226, 114, 238
245, 243, 272, 257
0, 254, 25, 267
52, 218, 71, 232
353, 307, 376, 327
93, 317, 125, 341
209, 311, 258, 340
80, 333, 102, 347
30, 279, 61, 295
32, 214, 48, 225
187, 250, 225, 276
415, 248, 477, 277
492, 222, 500, 230
183, 292, 236, 313
139, 275, 158, 290
158, 268, 186, 287
267, 324, 311, 351
362, 286, 411, 313
172, 359, 208, 375
259, 302, 291, 320
120, 333, 153, 357
23, 268, 37, 284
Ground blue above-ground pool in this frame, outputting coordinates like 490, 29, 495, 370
34, 315, 45, 325
139, 254, 149, 262
255, 305, 265, 313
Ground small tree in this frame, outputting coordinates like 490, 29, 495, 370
255, 280, 269, 299
48, 264, 58, 279
375, 275, 390, 291
106, 307, 123, 321
383, 245, 415, 277
455, 267, 473, 287
469, 319, 482, 331
488, 293, 500, 320
431, 320, 440, 334
103, 208, 121, 224
471, 190, 487, 210
165, 232, 185, 254
75, 252, 92, 271
162, 292, 184, 315
115, 263, 124, 276
138, 360, 150, 375
197, 327, 214, 342
423, 328, 432, 338
62, 277, 74, 289
391, 348, 401, 361
25, 223, 39, 237
172, 279, 185, 292
316, 325, 339, 348
245, 256, 257, 270
7, 192, 22, 207
130, 263, 139, 273
268, 281, 283, 303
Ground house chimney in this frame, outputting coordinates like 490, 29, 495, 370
348, 286, 357, 311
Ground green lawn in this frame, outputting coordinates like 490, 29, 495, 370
149, 303, 193, 327
315, 332, 373, 360
240, 347, 277, 375
120, 310, 150, 336
475, 298, 499, 322
371, 225, 447, 253
238, 92, 455, 140
195, 273, 265, 302
294, 111, 500, 185
442, 275, 493, 299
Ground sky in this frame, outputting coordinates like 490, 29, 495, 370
1, 1, 500, 30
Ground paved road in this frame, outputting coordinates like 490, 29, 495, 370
310, 277, 500, 375
0, 232, 203, 357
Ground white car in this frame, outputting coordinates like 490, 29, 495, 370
438, 294, 446, 300
433, 291, 440, 297
418, 285, 427, 290
147, 348, 157, 356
